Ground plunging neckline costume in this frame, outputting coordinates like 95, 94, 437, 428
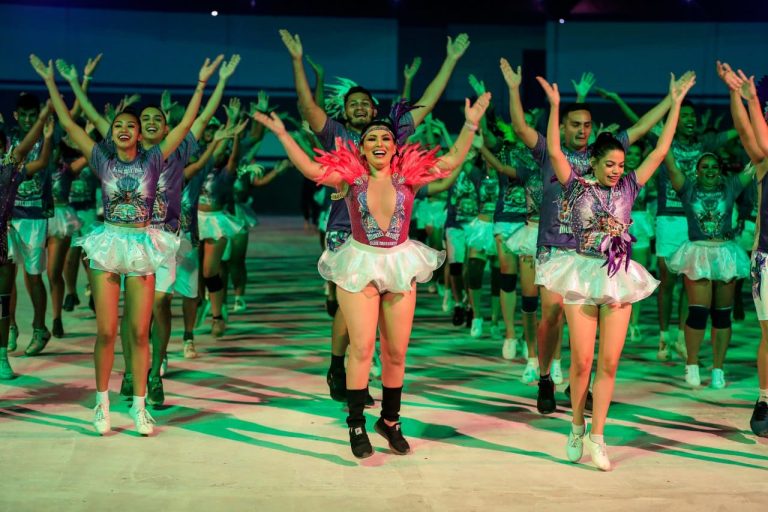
315, 141, 447, 293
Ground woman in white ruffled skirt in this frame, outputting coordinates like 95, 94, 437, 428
537, 73, 693, 470
665, 152, 754, 389
254, 92, 491, 459
34, 53, 220, 435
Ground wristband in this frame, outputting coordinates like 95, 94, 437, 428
464, 120, 478, 132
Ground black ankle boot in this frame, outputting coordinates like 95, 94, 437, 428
347, 388, 372, 458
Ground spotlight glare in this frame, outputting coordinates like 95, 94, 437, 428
211, 10, 218, 16
559, 18, 565, 23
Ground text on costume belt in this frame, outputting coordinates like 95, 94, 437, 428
14, 199, 43, 208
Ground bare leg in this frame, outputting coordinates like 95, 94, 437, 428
711, 279, 735, 369
91, 269, 121, 392
563, 303, 598, 427
538, 287, 564, 373
336, 286, 380, 390
683, 277, 713, 366
592, 303, 632, 435
123, 274, 156, 397
202, 238, 228, 318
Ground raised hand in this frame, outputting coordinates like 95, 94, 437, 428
224, 97, 241, 123
571, 71, 596, 99
121, 93, 141, 110
447, 33, 470, 60
279, 29, 303, 59
198, 55, 224, 82
43, 116, 55, 138
161, 90, 178, 117
536, 76, 560, 105
500, 58, 521, 89
233, 118, 249, 136
468, 74, 486, 96
252, 111, 287, 136
275, 159, 292, 173
84, 53, 103, 77
465, 91, 492, 126
103, 102, 116, 121
404, 57, 421, 80
30, 55, 54, 81
220, 54, 241, 80
255, 90, 269, 113
669, 71, 696, 104
306, 55, 323, 76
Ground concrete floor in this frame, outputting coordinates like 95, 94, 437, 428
1, 216, 767, 511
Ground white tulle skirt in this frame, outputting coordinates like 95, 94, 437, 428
668, 240, 750, 282
198, 210, 245, 241
234, 203, 259, 230
75, 223, 180, 276
318, 238, 446, 293
48, 205, 82, 238
535, 250, 659, 305
466, 218, 496, 255
505, 222, 538, 257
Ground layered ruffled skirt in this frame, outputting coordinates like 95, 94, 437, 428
48, 205, 83, 238
505, 222, 538, 257
318, 239, 445, 293
535, 249, 659, 305
668, 240, 750, 282
74, 223, 180, 276
198, 210, 245, 241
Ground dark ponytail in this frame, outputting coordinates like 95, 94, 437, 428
589, 132, 624, 161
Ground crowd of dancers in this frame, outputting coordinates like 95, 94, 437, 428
2, 30, 768, 472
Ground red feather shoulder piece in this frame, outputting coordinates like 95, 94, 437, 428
393, 143, 444, 186
314, 138, 367, 185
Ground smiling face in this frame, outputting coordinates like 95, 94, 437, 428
111, 112, 141, 151
696, 154, 721, 189
361, 127, 395, 171
678, 105, 697, 138
591, 149, 625, 187
625, 144, 643, 171
344, 92, 376, 131
14, 107, 39, 135
561, 109, 592, 151
140, 107, 168, 145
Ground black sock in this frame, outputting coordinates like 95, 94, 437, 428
183, 331, 194, 341
381, 386, 403, 423
330, 354, 345, 371
540, 373, 552, 382
346, 388, 368, 428
212, 315, 223, 320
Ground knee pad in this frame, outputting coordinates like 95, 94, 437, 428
500, 273, 517, 293
521, 295, 539, 313
449, 263, 463, 277
0, 294, 9, 319
711, 308, 732, 329
204, 274, 224, 293
686, 305, 709, 330
467, 258, 486, 290
490, 267, 502, 296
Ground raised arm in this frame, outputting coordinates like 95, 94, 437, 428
55, 58, 110, 137
728, 69, 768, 158
11, 101, 50, 164
279, 29, 327, 133
717, 61, 765, 162
596, 87, 640, 124
401, 57, 421, 101
425, 162, 463, 195
253, 111, 341, 187
252, 159, 290, 186
500, 59, 537, 149
635, 73, 695, 186
663, 153, 686, 192
536, 77, 571, 185
160, 55, 223, 160
24, 115, 54, 174
435, 92, 491, 172
410, 34, 470, 127
223, 119, 249, 175
69, 53, 102, 119
478, 144, 517, 178
191, 54, 240, 140
31, 55, 96, 161
305, 55, 326, 110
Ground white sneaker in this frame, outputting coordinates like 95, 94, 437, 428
584, 434, 611, 471
442, 290, 453, 313
129, 406, 156, 436
93, 402, 111, 435
489, 324, 502, 339
710, 368, 726, 389
183, 340, 198, 359
0, 350, 14, 380
470, 318, 484, 339
521, 359, 539, 384
502, 338, 517, 360
233, 296, 247, 313
685, 364, 701, 387
674, 332, 688, 360
551, 360, 564, 385
566, 427, 585, 462
519, 339, 529, 360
